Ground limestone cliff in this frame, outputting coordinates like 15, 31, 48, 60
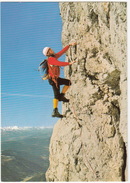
46, 2, 127, 181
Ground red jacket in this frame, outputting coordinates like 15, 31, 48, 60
48, 45, 70, 78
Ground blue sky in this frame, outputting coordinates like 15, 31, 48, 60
1, 2, 66, 127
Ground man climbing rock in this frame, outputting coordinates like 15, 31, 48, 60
42, 42, 76, 118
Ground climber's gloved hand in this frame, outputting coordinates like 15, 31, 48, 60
69, 42, 77, 46
69, 61, 76, 65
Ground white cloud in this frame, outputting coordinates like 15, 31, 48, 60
2, 92, 53, 98
1, 126, 53, 131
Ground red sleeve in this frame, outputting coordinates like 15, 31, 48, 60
48, 57, 69, 66
55, 45, 70, 59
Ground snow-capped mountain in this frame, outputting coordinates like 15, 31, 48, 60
1, 126, 53, 131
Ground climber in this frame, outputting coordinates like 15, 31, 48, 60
42, 42, 77, 118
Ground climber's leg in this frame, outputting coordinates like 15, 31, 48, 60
48, 79, 63, 118
53, 98, 58, 109
52, 99, 63, 118
58, 78, 71, 102
59, 85, 70, 102
61, 85, 70, 94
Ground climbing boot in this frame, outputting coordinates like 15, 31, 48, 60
52, 108, 63, 118
59, 93, 69, 103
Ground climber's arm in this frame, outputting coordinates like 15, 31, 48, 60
55, 45, 70, 59
48, 57, 76, 66
55, 42, 77, 59
48, 57, 69, 66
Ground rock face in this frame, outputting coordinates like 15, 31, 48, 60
46, 2, 127, 182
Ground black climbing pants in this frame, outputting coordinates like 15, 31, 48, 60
48, 77, 71, 99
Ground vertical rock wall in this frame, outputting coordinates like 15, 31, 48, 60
46, 2, 127, 182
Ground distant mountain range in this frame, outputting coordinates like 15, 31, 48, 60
1, 127, 53, 182
1, 126, 53, 131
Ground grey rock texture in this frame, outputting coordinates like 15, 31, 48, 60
46, 2, 127, 181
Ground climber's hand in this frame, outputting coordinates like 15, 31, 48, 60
69, 42, 77, 46
69, 61, 76, 65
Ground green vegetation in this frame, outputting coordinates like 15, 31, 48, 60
1, 128, 53, 182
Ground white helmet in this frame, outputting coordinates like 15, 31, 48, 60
42, 47, 50, 56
